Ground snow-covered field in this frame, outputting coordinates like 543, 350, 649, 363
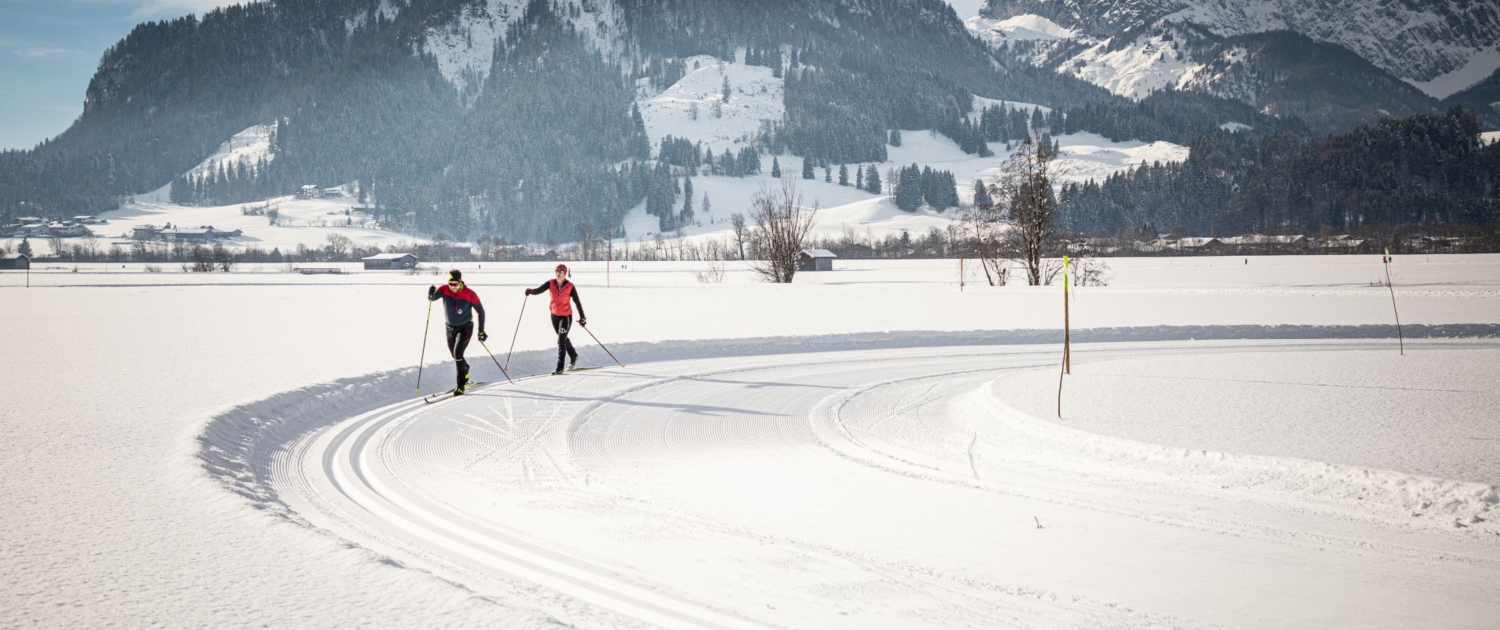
3, 255, 1499, 628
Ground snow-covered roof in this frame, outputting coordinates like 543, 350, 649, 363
801, 249, 838, 258
363, 252, 417, 261
2, 253, 29, 260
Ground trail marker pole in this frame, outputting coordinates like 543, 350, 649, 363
416, 299, 433, 392
959, 253, 965, 292
1058, 255, 1071, 418
1383, 248, 1404, 355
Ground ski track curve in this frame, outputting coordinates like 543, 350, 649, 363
235, 337, 1500, 629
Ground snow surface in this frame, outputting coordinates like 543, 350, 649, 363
132, 123, 276, 204
4, 256, 1500, 627
1482, 131, 1500, 147
420, 0, 525, 97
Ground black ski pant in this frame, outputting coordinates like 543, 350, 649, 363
446, 323, 473, 388
551, 314, 577, 371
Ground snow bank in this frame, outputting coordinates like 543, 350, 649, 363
979, 367, 1500, 532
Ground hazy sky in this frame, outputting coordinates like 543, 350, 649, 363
0, 0, 988, 152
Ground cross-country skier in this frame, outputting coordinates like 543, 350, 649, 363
428, 269, 487, 395
525, 264, 587, 375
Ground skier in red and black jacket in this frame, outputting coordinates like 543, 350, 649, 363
525, 264, 586, 375
428, 269, 487, 394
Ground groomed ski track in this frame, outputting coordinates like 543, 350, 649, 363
260, 338, 1500, 629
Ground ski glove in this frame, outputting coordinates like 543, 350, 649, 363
523, 288, 533, 296
578, 318, 587, 327
428, 285, 437, 298
478, 331, 488, 342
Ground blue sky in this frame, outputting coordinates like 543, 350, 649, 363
0, 0, 988, 152
0, 0, 238, 150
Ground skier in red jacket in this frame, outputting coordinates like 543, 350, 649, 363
525, 264, 586, 375
428, 269, 487, 394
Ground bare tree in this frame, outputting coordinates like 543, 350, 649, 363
990, 139, 1064, 286
212, 244, 238, 272
575, 223, 599, 260
730, 212, 747, 260
325, 233, 353, 260
748, 175, 819, 283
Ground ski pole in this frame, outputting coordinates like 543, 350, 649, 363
416, 298, 433, 392
504, 294, 528, 370
578, 322, 625, 368
478, 339, 515, 385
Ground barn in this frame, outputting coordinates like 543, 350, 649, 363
362, 252, 419, 270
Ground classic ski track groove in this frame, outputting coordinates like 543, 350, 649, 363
272, 341, 1500, 629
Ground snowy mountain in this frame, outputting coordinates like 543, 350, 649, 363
970, 0, 1500, 131
978, 0, 1500, 99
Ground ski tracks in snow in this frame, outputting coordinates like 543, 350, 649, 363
261, 342, 1500, 629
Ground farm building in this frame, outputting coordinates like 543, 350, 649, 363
798, 249, 837, 272
362, 253, 419, 270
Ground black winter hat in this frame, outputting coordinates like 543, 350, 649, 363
448, 269, 462, 282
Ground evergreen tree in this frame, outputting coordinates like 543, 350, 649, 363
701, 192, 711, 217
824, 166, 831, 183
838, 164, 849, 186
802, 158, 814, 179
889, 129, 902, 147
865, 167, 882, 194
855, 166, 863, 190
18, 238, 32, 257
771, 156, 781, 178
721, 75, 731, 102
973, 179, 992, 208
681, 175, 695, 224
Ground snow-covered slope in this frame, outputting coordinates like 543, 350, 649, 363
624, 88, 1186, 245
636, 55, 783, 154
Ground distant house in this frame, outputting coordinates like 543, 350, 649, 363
298, 185, 323, 199
1172, 237, 1225, 253
797, 249, 837, 272
71, 215, 107, 225
362, 252, 419, 270
0, 253, 29, 269
132, 225, 161, 241
47, 222, 93, 238
158, 225, 243, 243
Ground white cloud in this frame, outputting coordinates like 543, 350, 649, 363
0, 36, 85, 59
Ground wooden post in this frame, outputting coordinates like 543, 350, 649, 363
959, 253, 964, 292
1058, 255, 1070, 418
1383, 247, 1403, 355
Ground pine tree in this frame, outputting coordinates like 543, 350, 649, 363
681, 175, 695, 223
889, 129, 902, 147
802, 158, 814, 179
824, 166, 831, 183
855, 166, 864, 190
973, 179, 992, 208
838, 164, 849, 186
865, 167, 882, 194
771, 157, 781, 178
701, 193, 711, 217
18, 238, 32, 257
721, 75, 731, 103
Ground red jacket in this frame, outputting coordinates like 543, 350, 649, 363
431, 284, 485, 329
530, 279, 584, 318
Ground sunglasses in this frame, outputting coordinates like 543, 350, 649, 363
448, 281, 460, 286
